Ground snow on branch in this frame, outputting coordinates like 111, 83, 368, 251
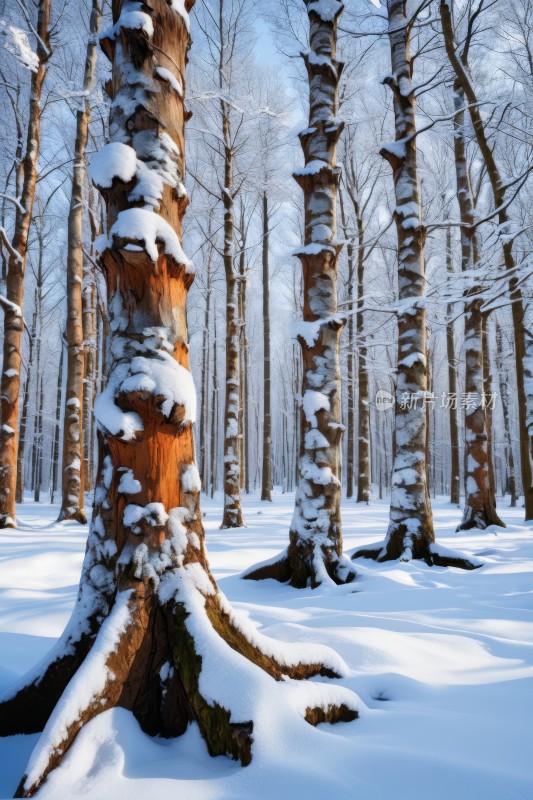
0, 20, 39, 71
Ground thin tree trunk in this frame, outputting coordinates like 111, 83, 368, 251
59, 0, 101, 522
198, 244, 211, 492
219, 2, 244, 528
446, 224, 460, 505
16, 304, 36, 503
451, 83, 504, 530
211, 332, 218, 499
482, 315, 496, 501
0, 0, 51, 528
261, 191, 272, 500
82, 186, 101, 494
338, 187, 355, 499
440, 0, 532, 519
496, 323, 517, 507
50, 344, 64, 505
355, 210, 370, 504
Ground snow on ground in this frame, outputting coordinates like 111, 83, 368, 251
0, 492, 532, 800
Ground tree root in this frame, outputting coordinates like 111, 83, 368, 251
243, 545, 357, 589
7, 568, 357, 797
351, 539, 482, 571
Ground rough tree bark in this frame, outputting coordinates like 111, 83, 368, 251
351, 0, 479, 569
451, 83, 504, 531
261, 191, 272, 501
440, 0, 533, 519
50, 343, 64, 505
218, 0, 245, 527
0, 0, 51, 528
244, 0, 357, 587
496, 323, 517, 507
445, 223, 460, 505
0, 4, 357, 795
59, 0, 102, 523
15, 302, 37, 503
338, 186, 355, 499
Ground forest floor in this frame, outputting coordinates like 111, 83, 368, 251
0, 492, 532, 800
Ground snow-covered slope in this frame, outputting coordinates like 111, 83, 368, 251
0, 493, 532, 800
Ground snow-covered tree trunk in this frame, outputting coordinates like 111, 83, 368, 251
59, 0, 102, 523
245, 0, 356, 587
356, 0, 433, 562
338, 187, 355, 499
355, 208, 370, 504
440, 0, 533, 520
261, 191, 272, 501
445, 224, 460, 505
496, 323, 517, 507
0, 4, 357, 794
0, 0, 51, 528
351, 0, 478, 569
451, 85, 503, 531
220, 54, 245, 526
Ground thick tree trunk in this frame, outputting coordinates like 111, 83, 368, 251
245, 0, 356, 587
59, 0, 101, 522
440, 0, 532, 519
445, 225, 460, 505
0, 6, 357, 795
261, 192, 272, 501
352, 0, 478, 569
450, 84, 504, 531
0, 0, 51, 528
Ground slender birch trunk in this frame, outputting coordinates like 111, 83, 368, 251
339, 187, 355, 499
59, 0, 102, 522
0, 0, 51, 528
16, 303, 37, 503
261, 191, 272, 501
50, 344, 64, 505
352, 0, 478, 569
82, 186, 101, 493
245, 0, 356, 587
451, 84, 504, 530
496, 323, 517, 507
199, 248, 211, 493
440, 0, 532, 519
445, 224, 460, 505
355, 207, 370, 504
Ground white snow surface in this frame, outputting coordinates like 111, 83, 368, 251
96, 208, 193, 272
89, 142, 137, 189
0, 493, 532, 800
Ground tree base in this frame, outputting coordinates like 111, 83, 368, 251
351, 538, 482, 571
456, 508, 506, 532
57, 509, 88, 525
2, 563, 358, 797
0, 514, 16, 529
243, 545, 357, 589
